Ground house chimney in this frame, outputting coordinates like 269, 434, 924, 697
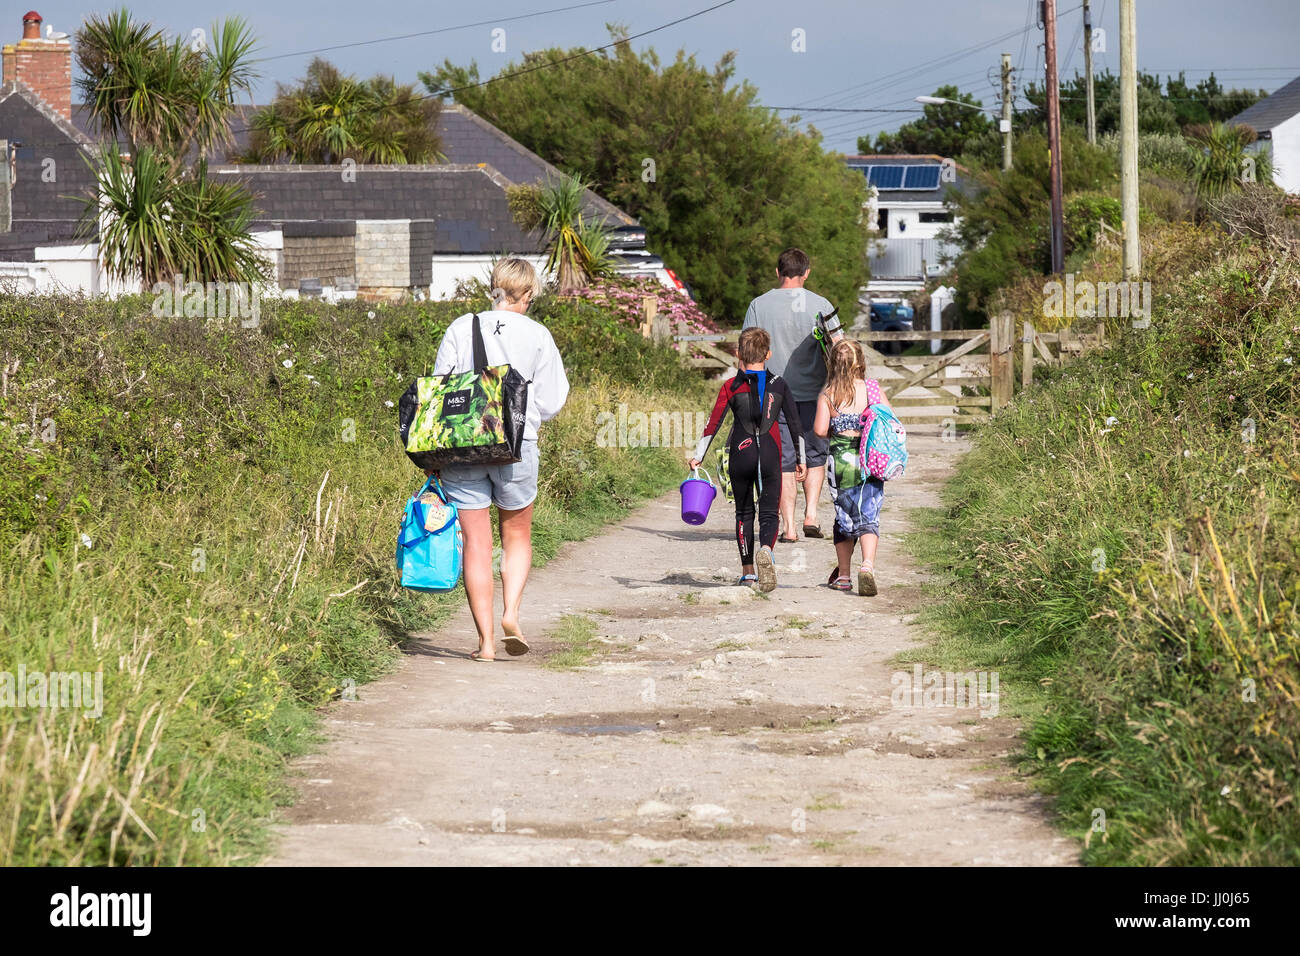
2, 11, 73, 120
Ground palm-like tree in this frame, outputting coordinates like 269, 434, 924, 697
1186, 122, 1274, 200
510, 175, 614, 292
246, 59, 442, 164
91, 146, 270, 287
75, 8, 267, 286
76, 9, 256, 161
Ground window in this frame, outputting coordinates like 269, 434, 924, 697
919, 212, 954, 223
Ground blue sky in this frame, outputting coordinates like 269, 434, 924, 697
24, 0, 1300, 153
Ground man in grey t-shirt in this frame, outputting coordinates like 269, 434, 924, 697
742, 247, 841, 540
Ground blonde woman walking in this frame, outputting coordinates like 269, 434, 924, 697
429, 259, 569, 660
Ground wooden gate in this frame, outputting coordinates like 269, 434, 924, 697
671, 316, 1016, 428
855, 327, 1000, 426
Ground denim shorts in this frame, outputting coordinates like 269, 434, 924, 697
832, 478, 883, 540
438, 440, 539, 511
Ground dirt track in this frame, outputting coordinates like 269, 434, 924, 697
271, 433, 1077, 866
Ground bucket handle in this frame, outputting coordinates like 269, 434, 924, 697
691, 466, 714, 487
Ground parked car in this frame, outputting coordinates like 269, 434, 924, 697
869, 299, 914, 355
610, 244, 694, 298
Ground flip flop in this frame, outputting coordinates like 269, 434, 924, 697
778, 535, 800, 544
802, 525, 824, 538
501, 628, 530, 657
469, 650, 495, 662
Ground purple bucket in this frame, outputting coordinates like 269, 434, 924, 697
680, 468, 717, 525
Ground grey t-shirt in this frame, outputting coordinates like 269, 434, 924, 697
742, 287, 835, 402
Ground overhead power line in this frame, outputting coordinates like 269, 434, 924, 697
255, 0, 621, 63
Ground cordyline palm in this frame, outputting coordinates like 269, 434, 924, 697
247, 59, 442, 164
86, 145, 270, 288
75, 9, 267, 286
513, 175, 614, 292
1186, 122, 1274, 200
76, 9, 257, 160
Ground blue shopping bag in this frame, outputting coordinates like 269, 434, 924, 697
396, 475, 463, 592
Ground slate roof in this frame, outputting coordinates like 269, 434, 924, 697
67, 100, 634, 230
209, 163, 546, 254
0, 82, 97, 259
1229, 75, 1300, 135
437, 104, 633, 226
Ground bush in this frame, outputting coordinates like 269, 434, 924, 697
948, 127, 1118, 322
1096, 131, 1197, 176
0, 293, 708, 864
1064, 191, 1122, 251
916, 224, 1300, 864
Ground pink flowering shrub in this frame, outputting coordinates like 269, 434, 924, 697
569, 276, 720, 336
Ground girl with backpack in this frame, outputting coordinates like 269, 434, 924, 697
813, 339, 896, 596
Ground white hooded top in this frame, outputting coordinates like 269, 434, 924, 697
432, 310, 570, 441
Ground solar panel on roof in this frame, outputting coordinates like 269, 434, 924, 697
903, 165, 942, 190
869, 165, 905, 189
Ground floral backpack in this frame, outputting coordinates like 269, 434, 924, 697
858, 379, 908, 481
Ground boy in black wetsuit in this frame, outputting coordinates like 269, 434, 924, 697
689, 328, 807, 592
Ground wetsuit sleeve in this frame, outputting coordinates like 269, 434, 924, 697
778, 379, 806, 466
693, 381, 731, 462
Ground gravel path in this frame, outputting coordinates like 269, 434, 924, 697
271, 433, 1077, 866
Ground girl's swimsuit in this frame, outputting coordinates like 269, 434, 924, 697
695, 369, 805, 564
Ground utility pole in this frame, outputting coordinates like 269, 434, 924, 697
1001, 53, 1014, 171
1044, 0, 1065, 274
1120, 0, 1141, 279
1083, 0, 1096, 143
0, 140, 11, 233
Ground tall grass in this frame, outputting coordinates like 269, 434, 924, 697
0, 292, 708, 864
913, 225, 1300, 864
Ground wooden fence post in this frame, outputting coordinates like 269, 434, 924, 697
1022, 321, 1035, 388
640, 295, 658, 339
990, 311, 1014, 409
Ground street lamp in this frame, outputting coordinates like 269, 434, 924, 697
914, 95, 1009, 130
914, 95, 1014, 169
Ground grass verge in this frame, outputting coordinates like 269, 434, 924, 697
910, 225, 1300, 865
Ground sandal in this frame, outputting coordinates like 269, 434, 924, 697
857, 565, 878, 597
469, 650, 495, 662
778, 535, 800, 544
826, 568, 852, 592
802, 524, 824, 539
